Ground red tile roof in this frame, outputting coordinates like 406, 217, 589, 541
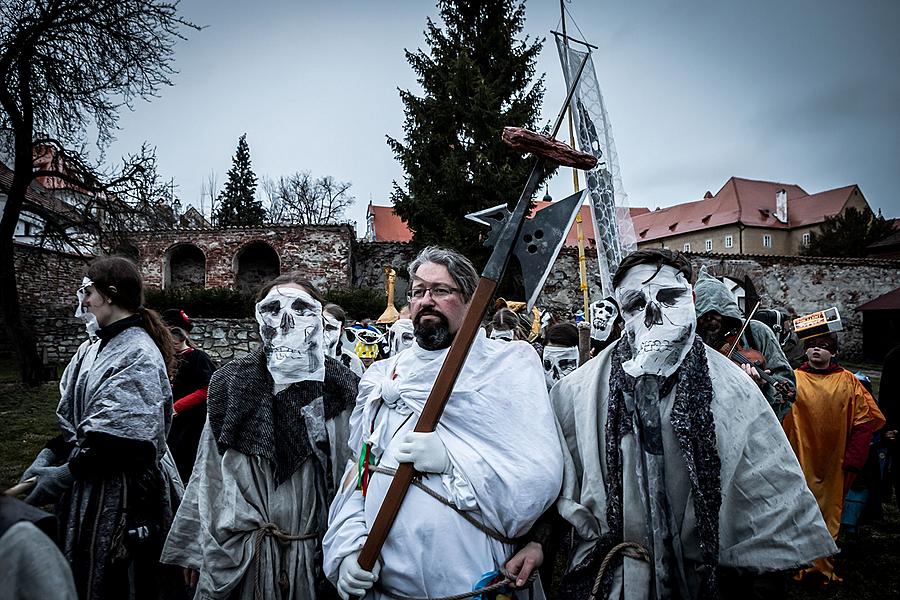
856, 286, 900, 311
632, 177, 858, 242
367, 200, 649, 246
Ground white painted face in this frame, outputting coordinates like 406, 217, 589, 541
490, 328, 514, 341
387, 318, 415, 356
255, 286, 325, 385
542, 345, 580, 390
590, 297, 619, 343
323, 313, 342, 357
615, 264, 695, 378
75, 277, 100, 338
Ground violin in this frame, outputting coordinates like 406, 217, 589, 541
717, 300, 795, 405
719, 332, 795, 405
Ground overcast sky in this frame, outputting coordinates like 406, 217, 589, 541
105, 0, 900, 234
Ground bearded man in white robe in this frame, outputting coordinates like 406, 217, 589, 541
508, 249, 835, 599
161, 274, 358, 599
323, 246, 563, 600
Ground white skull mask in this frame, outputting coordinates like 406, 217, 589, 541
75, 277, 100, 338
542, 345, 580, 390
255, 287, 325, 386
590, 297, 620, 343
490, 328, 514, 341
323, 313, 342, 357
387, 319, 415, 356
615, 264, 695, 379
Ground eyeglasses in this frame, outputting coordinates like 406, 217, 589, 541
408, 285, 459, 301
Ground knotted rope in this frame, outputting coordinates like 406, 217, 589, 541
253, 522, 319, 600
588, 541, 652, 600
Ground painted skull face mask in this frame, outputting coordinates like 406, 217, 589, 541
255, 286, 325, 387
590, 296, 620, 343
323, 313, 342, 357
387, 318, 415, 356
75, 276, 100, 338
615, 264, 696, 379
542, 345, 579, 390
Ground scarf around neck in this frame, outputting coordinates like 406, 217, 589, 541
563, 334, 722, 599
207, 348, 357, 486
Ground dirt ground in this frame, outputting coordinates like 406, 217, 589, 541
1, 354, 897, 598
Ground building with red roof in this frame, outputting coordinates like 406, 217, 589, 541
632, 176, 872, 255
364, 176, 875, 256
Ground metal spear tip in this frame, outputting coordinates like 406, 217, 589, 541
500, 127, 598, 170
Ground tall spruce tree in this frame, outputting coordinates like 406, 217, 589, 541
214, 134, 264, 226
388, 0, 547, 265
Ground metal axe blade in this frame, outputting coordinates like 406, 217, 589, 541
515, 189, 587, 310
465, 203, 512, 249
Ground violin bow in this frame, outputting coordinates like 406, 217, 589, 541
725, 300, 761, 359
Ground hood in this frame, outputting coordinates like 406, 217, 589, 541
694, 265, 743, 326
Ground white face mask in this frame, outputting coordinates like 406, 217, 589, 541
255, 287, 325, 387
75, 277, 100, 338
323, 313, 342, 357
387, 318, 415, 356
490, 329, 515, 341
542, 345, 580, 390
590, 297, 620, 343
615, 264, 695, 379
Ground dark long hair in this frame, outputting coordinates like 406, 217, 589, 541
87, 257, 175, 375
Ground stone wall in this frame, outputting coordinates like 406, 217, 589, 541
538, 248, 900, 361
187, 318, 260, 365
130, 224, 355, 291
352, 241, 418, 300
10, 243, 91, 365
10, 237, 900, 369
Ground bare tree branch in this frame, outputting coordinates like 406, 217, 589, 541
263, 171, 355, 226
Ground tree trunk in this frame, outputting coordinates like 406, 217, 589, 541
0, 110, 46, 385
0, 237, 44, 385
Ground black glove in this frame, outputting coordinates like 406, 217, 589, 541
24, 463, 74, 506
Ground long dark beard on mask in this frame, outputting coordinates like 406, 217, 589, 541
414, 310, 453, 350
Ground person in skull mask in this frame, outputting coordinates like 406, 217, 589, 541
505, 249, 834, 599
18, 257, 181, 600
161, 274, 359, 599
323, 246, 563, 600
542, 323, 580, 391
324, 303, 366, 377
589, 296, 624, 356
386, 317, 415, 357
489, 307, 527, 341
693, 266, 796, 420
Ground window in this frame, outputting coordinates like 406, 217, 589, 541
763, 234, 772, 248
704, 239, 712, 252
724, 235, 734, 249
683, 242, 691, 252
802, 232, 811, 246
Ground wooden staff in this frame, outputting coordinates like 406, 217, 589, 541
354, 51, 595, 577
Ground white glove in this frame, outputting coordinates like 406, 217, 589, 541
337, 551, 381, 600
395, 431, 451, 474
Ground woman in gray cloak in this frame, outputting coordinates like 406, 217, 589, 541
161, 274, 358, 599
19, 257, 181, 599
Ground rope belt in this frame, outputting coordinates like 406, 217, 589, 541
377, 569, 537, 600
370, 465, 517, 545
588, 541, 652, 600
252, 522, 319, 600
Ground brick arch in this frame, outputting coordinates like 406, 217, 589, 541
233, 240, 280, 290
164, 242, 206, 289
696, 260, 758, 313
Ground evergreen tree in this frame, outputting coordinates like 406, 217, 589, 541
801, 205, 895, 257
388, 0, 547, 265
214, 134, 264, 226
